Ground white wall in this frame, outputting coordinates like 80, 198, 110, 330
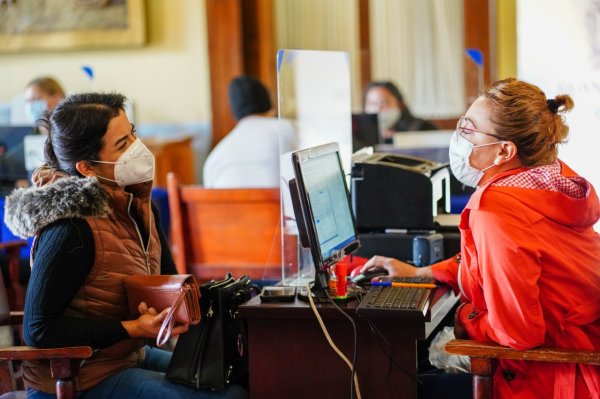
518, 0, 600, 229
0, 0, 211, 125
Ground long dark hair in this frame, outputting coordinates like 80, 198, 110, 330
39, 92, 126, 176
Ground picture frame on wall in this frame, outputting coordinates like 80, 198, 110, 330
0, 0, 146, 52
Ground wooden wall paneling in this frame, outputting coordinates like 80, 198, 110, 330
463, 0, 497, 107
206, 0, 244, 148
487, 0, 498, 82
241, 0, 277, 104
358, 0, 371, 97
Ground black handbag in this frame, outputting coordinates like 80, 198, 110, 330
166, 273, 257, 391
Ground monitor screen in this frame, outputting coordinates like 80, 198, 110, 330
351, 113, 379, 152
379, 129, 454, 164
24, 134, 47, 172
0, 126, 35, 184
290, 143, 360, 282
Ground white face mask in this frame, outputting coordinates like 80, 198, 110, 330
449, 131, 501, 187
25, 99, 47, 124
377, 108, 401, 132
92, 138, 155, 187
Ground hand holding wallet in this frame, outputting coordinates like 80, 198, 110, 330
123, 274, 201, 347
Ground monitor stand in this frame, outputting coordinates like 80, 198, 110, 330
297, 286, 358, 304
296, 271, 358, 304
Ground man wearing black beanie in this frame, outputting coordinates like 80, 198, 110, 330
228, 76, 272, 121
203, 76, 298, 188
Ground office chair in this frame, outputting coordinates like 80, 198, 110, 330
445, 339, 600, 399
0, 262, 92, 399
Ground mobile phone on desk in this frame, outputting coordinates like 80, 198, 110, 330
259, 286, 297, 302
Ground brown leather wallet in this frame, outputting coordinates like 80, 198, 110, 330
123, 274, 201, 347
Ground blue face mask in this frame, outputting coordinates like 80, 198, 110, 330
24, 99, 47, 124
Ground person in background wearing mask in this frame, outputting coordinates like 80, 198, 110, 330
364, 81, 438, 144
360, 78, 600, 399
5, 93, 247, 399
24, 76, 65, 125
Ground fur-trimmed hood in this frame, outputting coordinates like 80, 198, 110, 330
4, 176, 111, 239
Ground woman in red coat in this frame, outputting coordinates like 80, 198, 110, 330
361, 78, 600, 399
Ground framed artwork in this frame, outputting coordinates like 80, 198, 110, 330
0, 0, 146, 52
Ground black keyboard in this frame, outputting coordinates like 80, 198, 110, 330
355, 285, 432, 319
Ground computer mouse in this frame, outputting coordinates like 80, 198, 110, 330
351, 268, 389, 285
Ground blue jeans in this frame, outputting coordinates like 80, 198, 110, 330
26, 346, 248, 399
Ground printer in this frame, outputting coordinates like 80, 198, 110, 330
351, 152, 458, 265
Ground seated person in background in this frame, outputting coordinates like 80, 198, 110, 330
364, 80, 438, 143
203, 75, 297, 188
360, 78, 600, 399
24, 76, 65, 125
5, 93, 247, 399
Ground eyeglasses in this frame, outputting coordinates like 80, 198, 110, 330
456, 116, 505, 141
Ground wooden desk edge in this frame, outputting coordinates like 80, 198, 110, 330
240, 285, 459, 325
425, 286, 460, 339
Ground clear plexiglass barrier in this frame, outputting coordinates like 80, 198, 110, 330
277, 49, 353, 286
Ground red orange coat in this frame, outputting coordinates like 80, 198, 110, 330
433, 161, 600, 399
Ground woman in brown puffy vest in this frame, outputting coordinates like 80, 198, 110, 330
5, 92, 247, 399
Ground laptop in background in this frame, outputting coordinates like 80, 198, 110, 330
382, 129, 454, 164
24, 135, 46, 172
351, 113, 380, 152
0, 126, 34, 183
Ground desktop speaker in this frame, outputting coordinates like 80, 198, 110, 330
412, 233, 444, 266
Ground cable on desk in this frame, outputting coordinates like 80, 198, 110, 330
366, 318, 422, 386
326, 290, 359, 399
307, 282, 362, 399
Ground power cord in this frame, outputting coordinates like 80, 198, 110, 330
306, 283, 362, 399
366, 318, 422, 386
326, 290, 359, 399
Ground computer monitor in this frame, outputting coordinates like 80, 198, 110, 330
24, 134, 47, 172
0, 126, 34, 185
387, 129, 454, 163
289, 142, 360, 293
351, 113, 380, 152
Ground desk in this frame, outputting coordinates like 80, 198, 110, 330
239, 286, 459, 399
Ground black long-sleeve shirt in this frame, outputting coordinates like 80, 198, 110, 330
23, 207, 177, 349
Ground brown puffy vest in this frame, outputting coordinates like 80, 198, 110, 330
23, 185, 162, 393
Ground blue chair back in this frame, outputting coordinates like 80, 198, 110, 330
0, 197, 33, 259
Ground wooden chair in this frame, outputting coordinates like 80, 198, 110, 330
144, 136, 195, 188
0, 240, 28, 312
0, 263, 92, 399
445, 339, 600, 399
167, 172, 282, 282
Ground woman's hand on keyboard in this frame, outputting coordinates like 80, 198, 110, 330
361, 256, 434, 278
